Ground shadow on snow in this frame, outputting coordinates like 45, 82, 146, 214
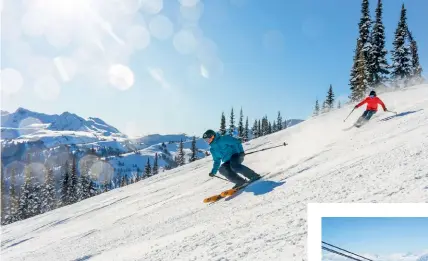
379, 109, 423, 122
225, 180, 286, 201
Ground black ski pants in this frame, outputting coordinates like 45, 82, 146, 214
218, 152, 258, 184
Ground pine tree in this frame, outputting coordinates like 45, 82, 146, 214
88, 179, 97, 197
407, 29, 424, 83
313, 99, 320, 116
121, 175, 127, 186
369, 0, 389, 86
18, 163, 33, 220
153, 153, 159, 174
272, 121, 277, 133
350, 40, 369, 101
244, 117, 249, 141
337, 100, 342, 109
190, 137, 197, 162
177, 139, 185, 166
219, 112, 226, 135
325, 84, 335, 109
41, 167, 56, 213
31, 178, 42, 217
1, 167, 6, 224
59, 160, 70, 207
68, 155, 78, 204
144, 158, 152, 177
252, 120, 258, 138
229, 108, 235, 135
268, 122, 272, 134
358, 0, 372, 85
79, 159, 93, 200
276, 111, 283, 131
80, 173, 91, 200
391, 3, 412, 86
261, 116, 269, 136
238, 108, 244, 138
6, 168, 19, 223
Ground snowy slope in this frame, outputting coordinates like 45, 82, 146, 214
2, 85, 428, 261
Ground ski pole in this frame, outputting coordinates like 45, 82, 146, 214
245, 142, 288, 155
386, 109, 398, 115
344, 108, 355, 122
212, 175, 230, 182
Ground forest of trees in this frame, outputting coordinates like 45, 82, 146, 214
219, 107, 286, 141
0, 139, 195, 225
314, 0, 424, 115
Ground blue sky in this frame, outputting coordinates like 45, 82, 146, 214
322, 217, 428, 256
1, 0, 427, 137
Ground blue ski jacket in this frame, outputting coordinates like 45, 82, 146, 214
209, 133, 244, 174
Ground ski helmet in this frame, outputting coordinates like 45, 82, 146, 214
369, 90, 376, 97
202, 129, 216, 144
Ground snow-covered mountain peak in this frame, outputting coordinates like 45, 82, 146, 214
1, 107, 122, 138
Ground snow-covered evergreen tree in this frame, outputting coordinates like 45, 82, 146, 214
244, 117, 249, 141
41, 167, 56, 213
268, 122, 272, 134
261, 116, 269, 136
18, 161, 34, 220
325, 84, 335, 109
190, 137, 197, 162
1, 168, 6, 224
68, 155, 78, 204
6, 168, 19, 224
153, 153, 160, 173
59, 160, 70, 207
350, 40, 370, 101
358, 0, 372, 85
177, 139, 185, 166
369, 0, 389, 86
391, 3, 412, 87
276, 111, 283, 131
407, 29, 424, 84
220, 112, 226, 135
229, 108, 235, 135
144, 158, 152, 177
238, 108, 244, 138
257, 119, 261, 137
252, 120, 258, 138
120, 175, 127, 187
313, 99, 320, 116
337, 100, 342, 109
272, 121, 277, 133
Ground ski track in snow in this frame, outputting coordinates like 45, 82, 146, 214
2, 85, 428, 261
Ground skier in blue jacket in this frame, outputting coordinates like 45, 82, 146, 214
202, 129, 261, 188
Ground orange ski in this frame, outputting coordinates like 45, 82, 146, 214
220, 188, 239, 197
203, 195, 223, 203
203, 183, 250, 203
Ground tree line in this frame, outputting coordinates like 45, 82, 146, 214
349, 0, 424, 102
219, 108, 287, 141
1, 147, 165, 225
312, 0, 424, 115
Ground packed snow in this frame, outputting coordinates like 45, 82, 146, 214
2, 84, 428, 261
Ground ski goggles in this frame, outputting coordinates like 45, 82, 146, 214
204, 136, 214, 144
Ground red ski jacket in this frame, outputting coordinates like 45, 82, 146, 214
355, 96, 386, 111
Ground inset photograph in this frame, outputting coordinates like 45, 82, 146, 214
307, 203, 428, 261
322, 217, 428, 261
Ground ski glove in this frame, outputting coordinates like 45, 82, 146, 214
209, 172, 215, 177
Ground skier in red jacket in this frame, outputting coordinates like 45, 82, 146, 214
354, 90, 387, 126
